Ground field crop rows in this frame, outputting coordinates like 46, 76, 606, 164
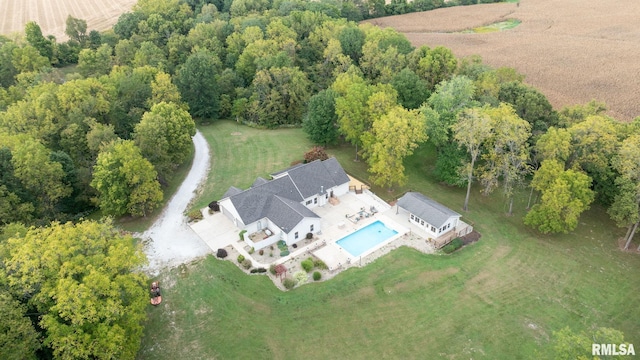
366, 0, 640, 121
0, 0, 136, 40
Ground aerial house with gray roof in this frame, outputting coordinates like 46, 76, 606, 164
396, 192, 462, 240
218, 158, 350, 249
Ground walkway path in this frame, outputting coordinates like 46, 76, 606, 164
140, 131, 212, 275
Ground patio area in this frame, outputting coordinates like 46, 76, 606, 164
189, 186, 463, 288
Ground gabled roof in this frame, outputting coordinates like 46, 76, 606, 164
271, 162, 305, 178
268, 196, 319, 233
223, 158, 349, 229
251, 177, 268, 187
221, 186, 243, 199
229, 176, 304, 225
286, 158, 350, 198
397, 192, 460, 228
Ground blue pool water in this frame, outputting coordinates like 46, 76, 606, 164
336, 221, 398, 257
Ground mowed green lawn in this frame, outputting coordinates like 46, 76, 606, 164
138, 121, 640, 359
190, 121, 314, 210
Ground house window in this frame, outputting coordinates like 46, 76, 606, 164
306, 200, 312, 205
310, 224, 314, 232
420, 220, 424, 226
314, 197, 318, 204
295, 232, 299, 239
431, 226, 436, 232
410, 214, 414, 220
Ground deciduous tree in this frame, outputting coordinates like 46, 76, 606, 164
77, 44, 113, 77
609, 134, 640, 249
568, 115, 620, 205
91, 140, 162, 217
524, 160, 594, 233
176, 50, 221, 119
453, 106, 493, 211
0, 293, 41, 360
134, 101, 196, 177
479, 103, 532, 215
333, 70, 376, 160
302, 89, 340, 146
421, 75, 476, 149
248, 66, 311, 127
1, 220, 148, 360
390, 67, 430, 109
364, 106, 427, 190
65, 15, 88, 45
416, 46, 457, 90
25, 21, 53, 62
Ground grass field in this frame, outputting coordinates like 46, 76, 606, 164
189, 121, 314, 211
138, 122, 640, 359
364, 0, 640, 121
0, 0, 136, 40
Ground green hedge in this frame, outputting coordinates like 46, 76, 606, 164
442, 238, 464, 254
301, 258, 314, 272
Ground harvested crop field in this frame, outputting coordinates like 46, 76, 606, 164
365, 0, 640, 121
0, 0, 136, 40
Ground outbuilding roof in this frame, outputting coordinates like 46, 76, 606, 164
397, 192, 460, 228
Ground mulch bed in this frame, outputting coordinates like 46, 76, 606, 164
460, 230, 481, 246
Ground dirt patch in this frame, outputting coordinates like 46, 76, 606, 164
365, 0, 640, 121
231, 132, 242, 136
461, 230, 481, 246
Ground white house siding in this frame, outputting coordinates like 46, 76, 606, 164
408, 212, 460, 239
283, 217, 321, 245
331, 182, 350, 198
303, 195, 320, 209
245, 231, 280, 251
219, 198, 242, 226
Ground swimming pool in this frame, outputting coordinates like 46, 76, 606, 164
336, 220, 398, 257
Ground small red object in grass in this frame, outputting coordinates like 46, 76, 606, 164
150, 281, 162, 306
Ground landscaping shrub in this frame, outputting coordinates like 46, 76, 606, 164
313, 259, 328, 270
256, 268, 267, 273
283, 277, 297, 289
442, 238, 464, 254
250, 268, 258, 273
269, 264, 276, 275
216, 248, 228, 258
306, 232, 313, 239
277, 240, 287, 251
313, 271, 321, 281
248, 247, 254, 254
242, 259, 252, 269
293, 270, 308, 285
280, 250, 290, 257
239, 230, 247, 241
187, 209, 203, 222
259, 249, 264, 255
237, 254, 245, 263
301, 259, 314, 272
